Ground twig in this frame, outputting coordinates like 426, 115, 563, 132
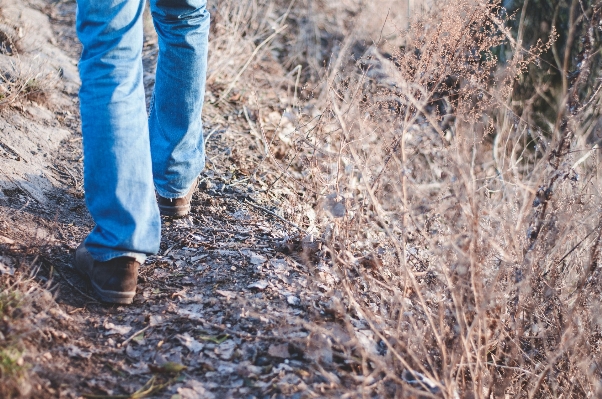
54, 266, 100, 303
240, 197, 309, 236
203, 126, 220, 145
243, 105, 261, 141
200, 317, 289, 341
457, 362, 537, 376
118, 325, 151, 348
219, 25, 288, 102
83, 374, 180, 399
0, 139, 28, 162
163, 243, 178, 256
57, 163, 80, 189
290, 64, 302, 108
556, 228, 596, 264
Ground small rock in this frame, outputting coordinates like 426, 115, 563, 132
216, 290, 236, 300
287, 296, 300, 306
249, 253, 267, 265
0, 262, 15, 276
324, 193, 346, 218
199, 179, 212, 190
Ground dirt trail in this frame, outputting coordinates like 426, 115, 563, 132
0, 2, 346, 398
2, 1, 598, 398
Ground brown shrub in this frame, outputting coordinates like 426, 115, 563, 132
232, 0, 602, 396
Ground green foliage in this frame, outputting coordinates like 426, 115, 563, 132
0, 347, 26, 381
0, 288, 21, 316
0, 284, 29, 398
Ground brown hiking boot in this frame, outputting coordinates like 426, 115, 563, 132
74, 244, 139, 304
156, 178, 198, 217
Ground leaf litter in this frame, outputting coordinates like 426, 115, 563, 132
30, 91, 350, 396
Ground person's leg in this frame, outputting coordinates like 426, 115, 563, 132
148, 0, 210, 202
76, 0, 161, 262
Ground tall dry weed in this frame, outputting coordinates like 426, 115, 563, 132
205, 0, 601, 396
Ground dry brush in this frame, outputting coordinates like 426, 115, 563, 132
232, 0, 602, 396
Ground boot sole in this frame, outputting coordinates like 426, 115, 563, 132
157, 177, 198, 217
91, 281, 136, 304
158, 204, 191, 218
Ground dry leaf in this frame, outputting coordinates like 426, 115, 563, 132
104, 322, 132, 336
268, 343, 290, 359
175, 333, 204, 353
66, 345, 92, 359
148, 361, 187, 374
0, 235, 15, 245
287, 296, 300, 306
215, 340, 236, 360
149, 315, 163, 326
248, 280, 269, 290
216, 290, 236, 300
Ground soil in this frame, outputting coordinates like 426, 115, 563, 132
0, 1, 352, 398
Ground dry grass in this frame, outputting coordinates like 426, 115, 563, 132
0, 265, 56, 398
0, 64, 55, 108
0, 14, 58, 109
207, 0, 602, 396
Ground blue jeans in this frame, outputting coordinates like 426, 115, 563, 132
76, 0, 209, 262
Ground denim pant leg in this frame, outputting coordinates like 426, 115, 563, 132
76, 0, 161, 262
149, 0, 210, 198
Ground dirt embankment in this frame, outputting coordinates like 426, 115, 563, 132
0, 0, 82, 241
0, 1, 79, 182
